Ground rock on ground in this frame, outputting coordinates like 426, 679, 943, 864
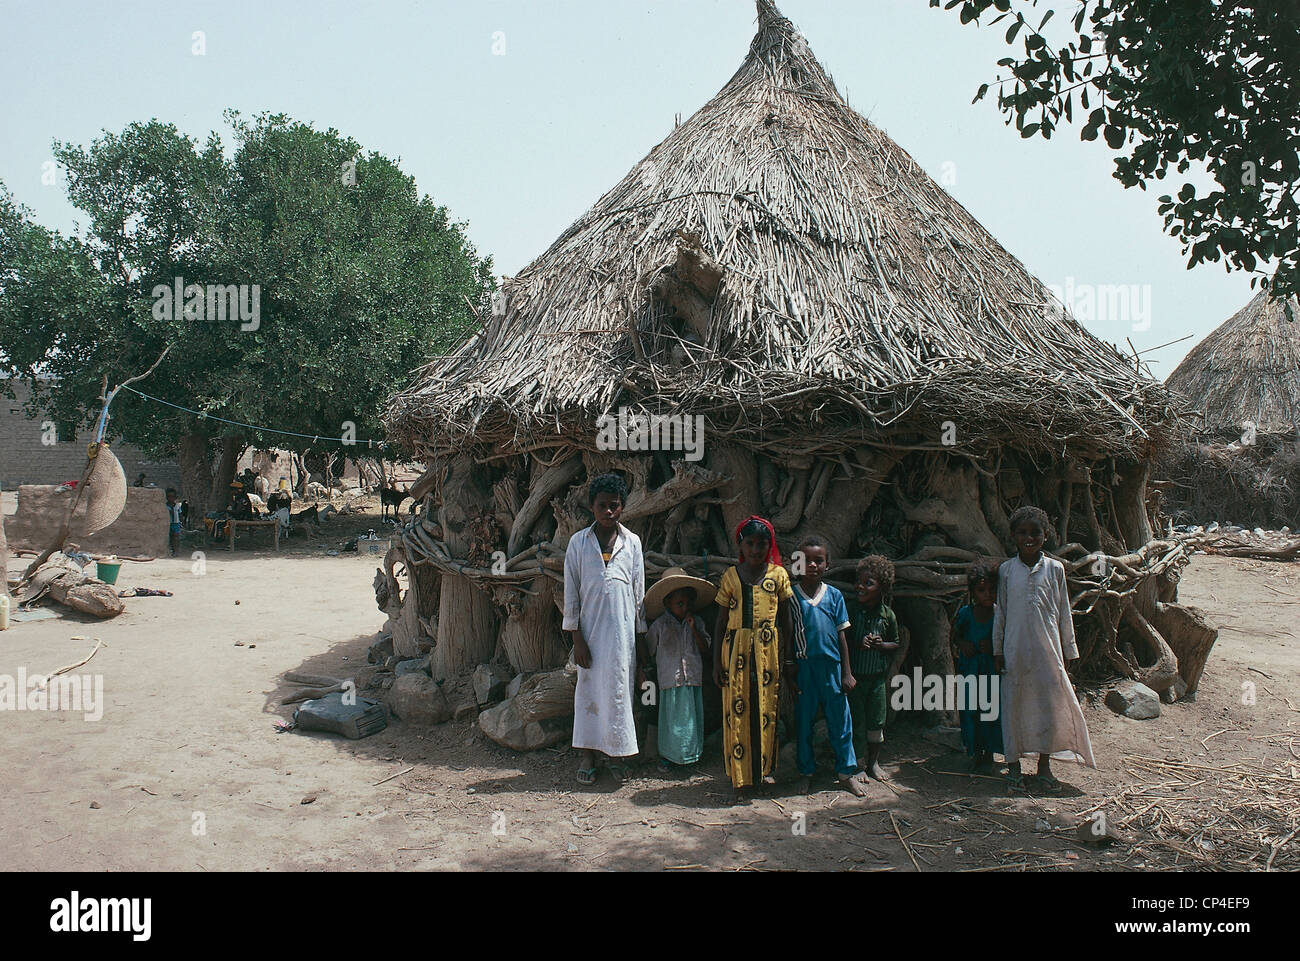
1160, 676, 1189, 704
367, 634, 394, 664
477, 699, 571, 751
472, 663, 511, 707
505, 672, 533, 700
394, 655, 431, 678
1105, 681, 1161, 720
385, 673, 451, 725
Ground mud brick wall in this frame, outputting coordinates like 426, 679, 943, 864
0, 382, 180, 490
5, 485, 168, 557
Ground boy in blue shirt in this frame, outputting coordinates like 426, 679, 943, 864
791, 535, 867, 796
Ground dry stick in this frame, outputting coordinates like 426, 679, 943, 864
281, 685, 345, 705
373, 766, 415, 786
957, 862, 1031, 873
888, 811, 921, 872
1266, 826, 1300, 872
33, 637, 105, 690
1200, 729, 1227, 753
922, 765, 1005, 783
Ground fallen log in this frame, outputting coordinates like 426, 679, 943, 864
20, 555, 124, 619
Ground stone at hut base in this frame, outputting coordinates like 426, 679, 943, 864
505, 672, 534, 700
454, 701, 478, 722
478, 698, 572, 751
394, 655, 431, 678
367, 634, 394, 664
1159, 676, 1189, 704
472, 663, 512, 707
386, 673, 452, 725
1104, 681, 1161, 720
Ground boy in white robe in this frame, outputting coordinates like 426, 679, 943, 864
563, 472, 646, 785
993, 505, 1096, 793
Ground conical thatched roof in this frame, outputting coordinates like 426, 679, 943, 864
387, 0, 1171, 457
1166, 290, 1300, 436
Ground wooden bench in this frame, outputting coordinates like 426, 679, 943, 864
226, 518, 280, 552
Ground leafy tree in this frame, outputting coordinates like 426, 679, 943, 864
0, 113, 493, 513
934, 0, 1300, 305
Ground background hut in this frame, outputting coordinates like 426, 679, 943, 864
1160, 290, 1300, 528
381, 0, 1215, 728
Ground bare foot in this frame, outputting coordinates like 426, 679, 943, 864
838, 773, 867, 797
795, 775, 811, 795
867, 762, 889, 781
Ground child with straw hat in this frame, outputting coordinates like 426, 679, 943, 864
643, 567, 716, 771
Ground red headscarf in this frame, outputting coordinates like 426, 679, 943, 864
734, 515, 781, 566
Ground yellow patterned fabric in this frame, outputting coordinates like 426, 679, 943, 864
715, 563, 793, 787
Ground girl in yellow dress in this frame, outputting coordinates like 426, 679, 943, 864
712, 516, 796, 803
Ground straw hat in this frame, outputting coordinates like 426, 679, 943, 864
644, 567, 717, 621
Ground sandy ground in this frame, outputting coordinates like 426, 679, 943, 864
2, 503, 1297, 871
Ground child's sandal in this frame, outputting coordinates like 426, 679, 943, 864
575, 767, 598, 785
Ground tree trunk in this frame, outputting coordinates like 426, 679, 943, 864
292, 452, 309, 496
496, 579, 567, 673
432, 455, 500, 680
797, 448, 901, 559
708, 443, 760, 540
209, 435, 243, 509
1113, 456, 1154, 550
178, 433, 214, 516
894, 457, 1004, 557
1149, 602, 1218, 696
978, 470, 1013, 554
1118, 598, 1180, 693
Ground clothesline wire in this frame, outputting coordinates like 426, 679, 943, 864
119, 385, 385, 448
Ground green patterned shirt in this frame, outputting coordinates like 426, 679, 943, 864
845, 599, 899, 676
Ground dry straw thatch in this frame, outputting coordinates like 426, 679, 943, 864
1166, 289, 1300, 439
1160, 290, 1300, 528
386, 0, 1173, 457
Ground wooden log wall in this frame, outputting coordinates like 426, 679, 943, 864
383, 441, 1217, 700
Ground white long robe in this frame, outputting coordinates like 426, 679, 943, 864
562, 523, 646, 757
993, 553, 1096, 767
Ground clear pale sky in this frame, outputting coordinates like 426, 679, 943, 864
0, 0, 1258, 375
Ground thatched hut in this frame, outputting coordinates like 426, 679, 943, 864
1161, 290, 1300, 527
381, 1, 1214, 723
1166, 290, 1300, 444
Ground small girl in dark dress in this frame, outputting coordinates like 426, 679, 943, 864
953, 560, 1003, 771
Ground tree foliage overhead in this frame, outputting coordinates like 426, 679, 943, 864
0, 112, 494, 468
934, 0, 1300, 304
